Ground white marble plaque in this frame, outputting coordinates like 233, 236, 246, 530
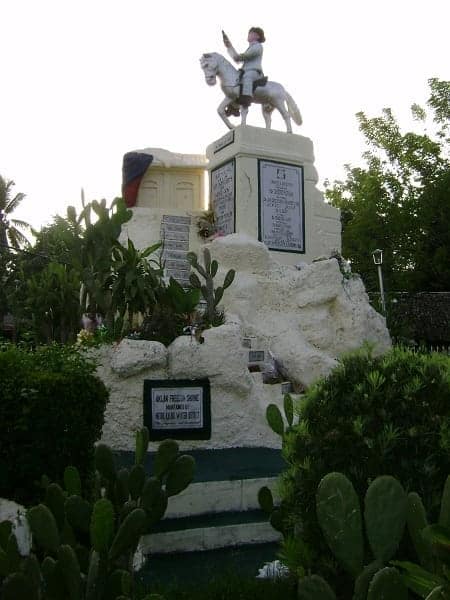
151, 386, 204, 430
259, 160, 305, 253
160, 214, 191, 283
211, 160, 235, 235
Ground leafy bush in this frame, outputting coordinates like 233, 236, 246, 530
0, 344, 108, 504
276, 346, 450, 584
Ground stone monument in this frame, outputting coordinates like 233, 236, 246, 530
94, 39, 391, 559
207, 125, 341, 266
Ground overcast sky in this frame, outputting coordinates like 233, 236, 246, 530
2, 0, 448, 231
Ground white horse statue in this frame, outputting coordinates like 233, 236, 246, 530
200, 52, 302, 133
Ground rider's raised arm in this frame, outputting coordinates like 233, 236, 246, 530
226, 43, 241, 63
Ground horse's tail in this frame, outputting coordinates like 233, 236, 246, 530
285, 91, 303, 126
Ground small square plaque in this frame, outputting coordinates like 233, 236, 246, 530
248, 350, 265, 363
144, 379, 211, 440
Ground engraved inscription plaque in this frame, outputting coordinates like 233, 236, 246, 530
258, 160, 305, 253
211, 160, 235, 236
144, 379, 211, 440
160, 214, 191, 285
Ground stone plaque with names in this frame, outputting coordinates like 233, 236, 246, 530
258, 160, 305, 253
211, 160, 235, 236
160, 215, 191, 285
144, 379, 211, 440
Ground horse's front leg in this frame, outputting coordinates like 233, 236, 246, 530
240, 106, 249, 126
217, 98, 235, 130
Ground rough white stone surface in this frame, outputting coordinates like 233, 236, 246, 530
111, 339, 168, 378
0, 498, 25, 523
97, 235, 390, 452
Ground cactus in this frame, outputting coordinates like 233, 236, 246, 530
364, 475, 407, 562
187, 248, 235, 326
140, 477, 168, 526
284, 393, 294, 426
5, 534, 21, 575
314, 473, 409, 597
128, 465, 146, 501
258, 486, 275, 514
85, 550, 102, 600
316, 472, 364, 576
108, 509, 146, 561
57, 544, 82, 600
65, 495, 92, 534
165, 455, 196, 497
0, 521, 12, 551
1, 571, 32, 600
135, 427, 149, 466
0, 548, 7, 577
64, 466, 82, 496
90, 499, 115, 555
353, 560, 384, 600
107, 569, 132, 598
266, 404, 285, 436
297, 574, 337, 599
1, 431, 195, 599
367, 566, 408, 599
45, 483, 66, 532
27, 504, 60, 554
21, 555, 41, 600
153, 439, 179, 478
115, 468, 130, 506
407, 492, 433, 570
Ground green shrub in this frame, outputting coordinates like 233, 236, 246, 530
0, 344, 108, 504
276, 346, 450, 585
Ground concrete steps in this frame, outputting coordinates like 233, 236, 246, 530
115, 448, 284, 555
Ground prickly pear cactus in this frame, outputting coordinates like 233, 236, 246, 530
364, 476, 407, 563
27, 504, 60, 554
266, 404, 285, 436
165, 455, 195, 497
367, 566, 408, 599
352, 560, 383, 600
316, 472, 364, 576
407, 491, 433, 570
0, 427, 195, 599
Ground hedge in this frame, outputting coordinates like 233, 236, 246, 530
0, 344, 108, 504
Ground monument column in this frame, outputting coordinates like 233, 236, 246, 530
206, 125, 341, 266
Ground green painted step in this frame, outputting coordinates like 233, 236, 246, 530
150, 508, 267, 534
114, 447, 285, 483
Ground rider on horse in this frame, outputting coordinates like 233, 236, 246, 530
222, 27, 266, 109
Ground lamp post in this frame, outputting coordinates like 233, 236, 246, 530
372, 249, 386, 315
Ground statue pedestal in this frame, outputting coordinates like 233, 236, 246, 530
206, 125, 341, 265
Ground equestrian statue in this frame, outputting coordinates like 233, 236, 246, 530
200, 27, 302, 133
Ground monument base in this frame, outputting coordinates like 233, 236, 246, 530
206, 125, 341, 266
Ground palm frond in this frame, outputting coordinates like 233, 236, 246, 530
5, 193, 26, 214
11, 218, 30, 230
7, 227, 29, 248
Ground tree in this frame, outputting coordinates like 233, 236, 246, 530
0, 175, 29, 250
326, 78, 450, 293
